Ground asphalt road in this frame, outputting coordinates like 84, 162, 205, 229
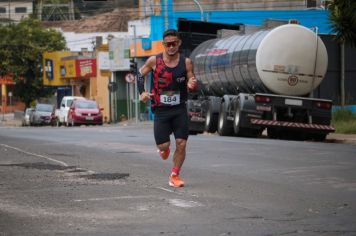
0, 124, 356, 236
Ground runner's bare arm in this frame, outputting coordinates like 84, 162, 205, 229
139, 56, 155, 102
186, 58, 197, 91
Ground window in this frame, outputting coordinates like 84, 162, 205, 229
0, 7, 6, 13
15, 7, 27, 13
307, 0, 317, 7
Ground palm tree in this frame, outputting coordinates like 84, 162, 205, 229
328, 0, 356, 107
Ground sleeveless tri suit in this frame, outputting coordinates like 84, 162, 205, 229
151, 53, 189, 145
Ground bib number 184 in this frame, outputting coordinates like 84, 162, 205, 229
160, 93, 180, 105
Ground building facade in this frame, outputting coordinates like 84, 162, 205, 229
0, 0, 33, 23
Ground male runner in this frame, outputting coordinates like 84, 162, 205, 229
137, 29, 197, 187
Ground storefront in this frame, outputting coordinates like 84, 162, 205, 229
0, 75, 25, 113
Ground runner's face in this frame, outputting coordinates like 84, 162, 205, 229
163, 36, 180, 56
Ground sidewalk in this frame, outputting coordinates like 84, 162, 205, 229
0, 112, 22, 127
325, 133, 356, 145
1, 112, 355, 145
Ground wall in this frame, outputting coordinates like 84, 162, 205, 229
173, 0, 312, 11
0, 1, 33, 22
317, 35, 356, 105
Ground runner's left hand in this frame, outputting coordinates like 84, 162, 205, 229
188, 77, 198, 91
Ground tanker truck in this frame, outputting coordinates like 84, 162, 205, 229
187, 23, 335, 140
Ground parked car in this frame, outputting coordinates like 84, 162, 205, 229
55, 96, 85, 126
22, 108, 33, 126
67, 99, 103, 126
30, 103, 55, 126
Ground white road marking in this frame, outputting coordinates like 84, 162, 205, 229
0, 143, 69, 167
168, 199, 203, 208
156, 187, 181, 194
73, 195, 155, 202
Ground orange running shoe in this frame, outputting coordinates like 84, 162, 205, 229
169, 175, 185, 188
158, 148, 170, 160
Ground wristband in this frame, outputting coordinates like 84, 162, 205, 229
137, 72, 145, 95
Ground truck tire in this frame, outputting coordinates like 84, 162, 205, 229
233, 100, 244, 136
233, 100, 261, 137
205, 101, 218, 133
217, 100, 233, 136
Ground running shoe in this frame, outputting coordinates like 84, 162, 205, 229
158, 148, 170, 160
169, 175, 185, 187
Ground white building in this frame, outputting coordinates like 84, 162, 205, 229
0, 0, 33, 22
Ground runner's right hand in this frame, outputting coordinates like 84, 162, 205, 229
140, 92, 153, 102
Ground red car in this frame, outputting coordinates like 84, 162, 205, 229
67, 99, 103, 126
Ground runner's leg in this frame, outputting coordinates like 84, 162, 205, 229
154, 112, 172, 153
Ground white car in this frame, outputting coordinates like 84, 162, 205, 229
55, 96, 85, 126
22, 108, 33, 126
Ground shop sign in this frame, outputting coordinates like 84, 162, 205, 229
98, 51, 110, 70
76, 59, 97, 78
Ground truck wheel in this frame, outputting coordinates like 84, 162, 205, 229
217, 101, 233, 136
205, 103, 218, 133
233, 101, 245, 136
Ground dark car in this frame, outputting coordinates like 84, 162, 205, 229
30, 103, 55, 126
67, 99, 103, 126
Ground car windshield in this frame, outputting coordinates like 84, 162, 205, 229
25, 109, 32, 115
36, 104, 53, 112
67, 99, 73, 106
75, 101, 98, 109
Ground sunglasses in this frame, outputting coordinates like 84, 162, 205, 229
163, 41, 179, 48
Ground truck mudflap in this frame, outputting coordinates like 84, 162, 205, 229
250, 118, 335, 132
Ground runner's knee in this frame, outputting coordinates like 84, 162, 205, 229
175, 139, 187, 151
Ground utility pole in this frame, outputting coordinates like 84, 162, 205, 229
131, 25, 139, 124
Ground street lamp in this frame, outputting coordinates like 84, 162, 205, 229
193, 0, 204, 21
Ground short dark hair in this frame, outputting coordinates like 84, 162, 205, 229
163, 29, 180, 39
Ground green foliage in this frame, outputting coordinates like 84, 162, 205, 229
329, 0, 356, 47
332, 109, 355, 121
332, 109, 356, 134
0, 18, 66, 107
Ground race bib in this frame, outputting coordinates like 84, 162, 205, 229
160, 91, 180, 105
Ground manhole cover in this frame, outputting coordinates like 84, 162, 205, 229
0, 162, 74, 171
80, 173, 129, 180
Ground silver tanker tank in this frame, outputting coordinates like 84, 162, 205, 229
190, 24, 328, 97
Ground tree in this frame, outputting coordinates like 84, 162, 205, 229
0, 18, 66, 107
328, 0, 356, 107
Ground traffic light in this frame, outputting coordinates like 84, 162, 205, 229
129, 58, 137, 74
